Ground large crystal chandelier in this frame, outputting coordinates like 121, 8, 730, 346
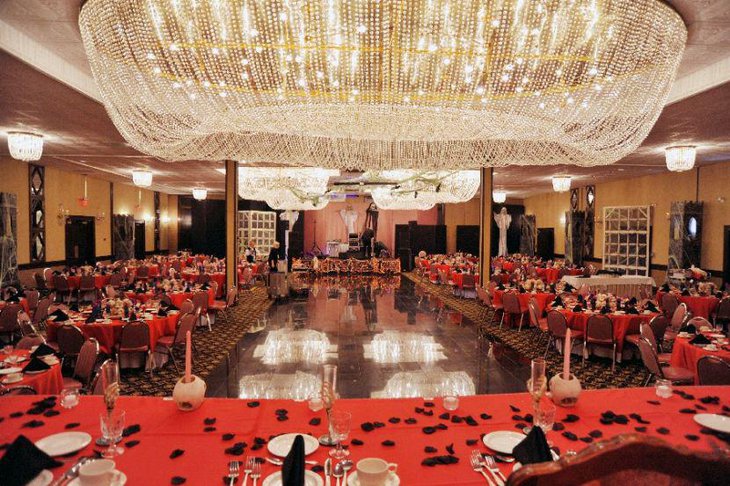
665, 146, 696, 172
376, 170, 479, 203
238, 167, 336, 203
371, 188, 437, 210
79, 0, 686, 170
7, 132, 44, 161
265, 192, 329, 211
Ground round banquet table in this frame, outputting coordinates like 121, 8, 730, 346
0, 350, 63, 395
65, 274, 111, 290
167, 288, 216, 308
450, 273, 480, 289
655, 291, 720, 320
493, 289, 555, 316
46, 313, 180, 355
559, 309, 658, 356
181, 272, 226, 297
670, 336, 730, 384
124, 291, 156, 304
0, 298, 30, 315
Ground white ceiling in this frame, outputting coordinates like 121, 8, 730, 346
1, 0, 730, 198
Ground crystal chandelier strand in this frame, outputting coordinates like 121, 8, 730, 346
79, 0, 686, 169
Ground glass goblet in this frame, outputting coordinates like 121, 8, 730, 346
328, 410, 351, 459
100, 409, 125, 458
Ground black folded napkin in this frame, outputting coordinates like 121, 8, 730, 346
563, 283, 574, 292
135, 288, 145, 294
644, 302, 658, 313
0, 435, 62, 486
497, 283, 505, 290
680, 324, 697, 335
600, 305, 611, 315
24, 357, 51, 373
681, 289, 691, 296
690, 334, 711, 345
69, 303, 79, 312
519, 287, 526, 294
572, 305, 583, 313
552, 296, 564, 308
626, 307, 639, 315
628, 297, 638, 305
281, 434, 305, 486
513, 426, 553, 465
157, 308, 168, 317
49, 309, 70, 322
30, 343, 58, 358
660, 283, 671, 292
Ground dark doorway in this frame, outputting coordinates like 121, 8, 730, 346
723, 226, 730, 290
65, 216, 95, 266
537, 228, 555, 260
456, 225, 480, 256
134, 221, 146, 259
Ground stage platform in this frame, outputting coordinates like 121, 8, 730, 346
292, 257, 401, 274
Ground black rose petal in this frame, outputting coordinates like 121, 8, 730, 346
388, 417, 401, 424
679, 408, 696, 414
9, 412, 23, 418
562, 431, 578, 441
439, 413, 450, 420
523, 414, 533, 423
204, 426, 217, 432
511, 415, 524, 422
588, 430, 603, 438
657, 427, 670, 435
681, 394, 695, 400
465, 416, 478, 427
251, 444, 263, 451
275, 409, 288, 415
170, 449, 185, 459
423, 410, 434, 417
466, 439, 478, 446
599, 417, 614, 425
446, 443, 455, 455
647, 400, 661, 405
451, 416, 463, 424
436, 423, 448, 430
422, 458, 437, 467
685, 434, 700, 441
695, 404, 708, 411
276, 416, 288, 422
405, 418, 417, 424
480, 413, 492, 420
309, 418, 321, 426
422, 427, 436, 435
225, 442, 247, 456
351, 439, 364, 446
613, 415, 629, 425
247, 401, 260, 408
171, 477, 186, 485
123, 424, 141, 437
22, 420, 44, 428
579, 437, 593, 443
552, 422, 565, 431
424, 402, 435, 408
699, 396, 720, 405
602, 411, 616, 419
43, 410, 60, 417
311, 465, 324, 473
361, 422, 375, 432
126, 440, 140, 448
382, 440, 395, 447
254, 437, 267, 445
425, 446, 438, 453
65, 422, 81, 429
222, 434, 235, 441
373, 422, 386, 428
27, 407, 45, 415
509, 405, 521, 412
515, 423, 527, 430
724, 405, 730, 413
204, 417, 217, 425
635, 426, 647, 433
415, 407, 424, 414
564, 414, 580, 423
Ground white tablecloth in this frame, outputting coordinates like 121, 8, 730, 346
561, 275, 656, 298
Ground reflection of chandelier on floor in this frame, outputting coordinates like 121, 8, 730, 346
258, 329, 333, 365
238, 371, 320, 400
80, 0, 686, 169
366, 331, 446, 363
372, 369, 476, 399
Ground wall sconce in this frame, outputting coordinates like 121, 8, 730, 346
96, 210, 106, 222
559, 214, 566, 225
57, 203, 70, 224
718, 197, 726, 204
161, 213, 171, 224
143, 213, 153, 222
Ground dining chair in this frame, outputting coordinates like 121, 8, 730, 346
209, 287, 236, 314
0, 386, 38, 396
461, 274, 476, 299
53, 275, 73, 305
480, 287, 502, 326
56, 324, 86, 367
584, 314, 617, 371
665, 303, 689, 343
544, 310, 583, 358
155, 313, 197, 373
637, 338, 694, 386
239, 267, 254, 290
714, 297, 730, 332
117, 321, 152, 375
0, 303, 23, 343
16, 334, 46, 350
192, 291, 211, 331
90, 359, 118, 395
197, 273, 211, 285
696, 356, 730, 386
180, 298, 194, 315
625, 322, 671, 365
32, 295, 53, 331
43, 268, 55, 291
135, 266, 150, 281
24, 289, 40, 315
171, 260, 182, 273
63, 338, 100, 392
647, 315, 670, 352
209, 281, 219, 299
18, 312, 37, 336
109, 272, 124, 289
527, 298, 547, 332
78, 275, 97, 304
500, 292, 526, 331
685, 316, 711, 331
661, 293, 680, 319
33, 272, 47, 291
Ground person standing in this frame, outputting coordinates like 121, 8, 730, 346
268, 241, 281, 273
245, 240, 257, 263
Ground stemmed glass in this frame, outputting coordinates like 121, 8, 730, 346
318, 364, 338, 446
97, 361, 121, 447
525, 358, 547, 434
328, 410, 352, 459
100, 409, 125, 458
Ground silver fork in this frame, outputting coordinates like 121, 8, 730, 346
470, 451, 495, 485
483, 455, 506, 485
250, 460, 261, 486
242, 457, 253, 486
228, 460, 240, 486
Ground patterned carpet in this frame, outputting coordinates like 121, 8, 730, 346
403, 272, 650, 389
120, 286, 273, 396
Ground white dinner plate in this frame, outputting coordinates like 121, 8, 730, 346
348, 471, 400, 485
68, 471, 126, 486
0, 366, 22, 375
27, 470, 53, 486
694, 414, 730, 434
267, 433, 319, 457
1, 375, 23, 384
35, 432, 92, 457
5, 356, 27, 364
482, 431, 525, 455
262, 470, 323, 486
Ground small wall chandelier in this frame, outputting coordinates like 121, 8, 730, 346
492, 191, 507, 204
7, 131, 44, 161
192, 187, 208, 200
552, 176, 572, 193
665, 145, 696, 172
132, 169, 153, 187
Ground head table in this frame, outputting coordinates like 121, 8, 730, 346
1, 387, 727, 485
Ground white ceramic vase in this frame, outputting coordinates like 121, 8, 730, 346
172, 375, 206, 411
549, 373, 581, 407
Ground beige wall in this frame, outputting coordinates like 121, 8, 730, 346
444, 198, 481, 254
523, 161, 730, 280
0, 157, 31, 264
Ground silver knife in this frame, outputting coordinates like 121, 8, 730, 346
324, 458, 332, 486
50, 456, 91, 486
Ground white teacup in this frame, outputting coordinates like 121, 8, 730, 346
356, 458, 397, 486
78, 459, 116, 486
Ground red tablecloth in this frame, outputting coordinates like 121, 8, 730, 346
0, 298, 29, 315
559, 310, 658, 354
65, 274, 111, 290
656, 292, 720, 320
1, 387, 728, 485
671, 337, 730, 384
167, 288, 216, 308
181, 272, 226, 297
0, 350, 63, 394
494, 290, 555, 316
46, 314, 180, 355
124, 292, 155, 304
450, 273, 480, 289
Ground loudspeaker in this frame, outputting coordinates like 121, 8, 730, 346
398, 248, 413, 272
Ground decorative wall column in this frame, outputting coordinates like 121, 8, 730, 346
0, 192, 19, 288
112, 214, 134, 260
225, 160, 238, 291
668, 201, 703, 272
29, 164, 45, 263
478, 168, 493, 278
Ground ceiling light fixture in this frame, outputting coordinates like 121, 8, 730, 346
492, 191, 507, 204
7, 131, 44, 161
132, 169, 153, 187
192, 187, 208, 200
665, 145, 696, 172
79, 0, 686, 170
552, 176, 572, 193
371, 188, 437, 210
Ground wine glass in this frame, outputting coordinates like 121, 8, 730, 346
100, 409, 125, 458
318, 364, 338, 446
534, 398, 556, 434
328, 410, 352, 459
96, 361, 120, 447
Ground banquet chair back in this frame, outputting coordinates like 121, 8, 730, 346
172, 260, 182, 273
670, 303, 689, 332
546, 311, 569, 339
461, 274, 476, 290
18, 312, 36, 336
240, 267, 253, 288
637, 337, 663, 382
584, 314, 616, 371
105, 285, 117, 299
109, 272, 124, 288
639, 322, 658, 350
226, 287, 237, 308
79, 275, 97, 303
160, 293, 173, 307
0, 386, 37, 396
34, 272, 47, 290
507, 433, 730, 486
209, 281, 219, 299
527, 299, 546, 332
192, 291, 211, 331
135, 266, 150, 280
697, 356, 730, 385
43, 268, 54, 290
661, 292, 680, 319
648, 315, 669, 351
197, 273, 211, 285
24, 290, 40, 314
475, 285, 489, 306
180, 299, 194, 315
72, 338, 100, 388
686, 316, 711, 330
715, 297, 730, 329
53, 275, 72, 304
500, 292, 525, 331
119, 321, 151, 375
32, 295, 53, 329
56, 325, 85, 362
0, 303, 22, 342
17, 334, 45, 350
90, 359, 118, 395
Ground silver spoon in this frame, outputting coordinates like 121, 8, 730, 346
340, 459, 353, 485
491, 454, 515, 463
333, 462, 344, 486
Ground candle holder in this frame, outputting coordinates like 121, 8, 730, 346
173, 375, 206, 411
549, 373, 582, 407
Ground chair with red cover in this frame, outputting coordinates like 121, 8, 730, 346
584, 314, 617, 371
154, 313, 196, 373
192, 291, 211, 331
117, 321, 151, 375
500, 292, 527, 331
638, 338, 694, 386
63, 338, 100, 392
55, 324, 85, 366
0, 303, 22, 343
661, 292, 680, 319
697, 355, 730, 386
544, 310, 583, 358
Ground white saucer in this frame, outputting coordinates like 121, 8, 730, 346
35, 432, 92, 457
0, 366, 22, 375
68, 471, 127, 486
694, 414, 730, 434
482, 430, 526, 454
5, 356, 27, 364
262, 470, 322, 486
2, 375, 23, 384
267, 433, 319, 457
25, 368, 49, 375
347, 471, 400, 486
27, 470, 53, 486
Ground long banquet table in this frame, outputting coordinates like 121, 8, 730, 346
1, 387, 728, 485
561, 275, 656, 299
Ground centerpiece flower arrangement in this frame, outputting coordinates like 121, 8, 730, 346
594, 292, 617, 312
521, 278, 545, 292
106, 297, 133, 318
